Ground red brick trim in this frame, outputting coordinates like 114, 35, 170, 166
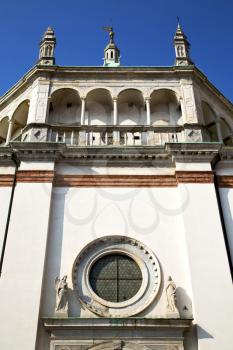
0, 171, 217, 187
16, 170, 54, 183
217, 175, 233, 188
176, 171, 214, 183
0, 174, 15, 187
54, 175, 178, 187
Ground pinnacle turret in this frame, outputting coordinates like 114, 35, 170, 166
38, 27, 56, 65
174, 23, 193, 66
103, 27, 120, 67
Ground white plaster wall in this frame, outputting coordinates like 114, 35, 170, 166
0, 181, 53, 350
55, 164, 175, 175
118, 104, 145, 125
0, 187, 12, 260
40, 186, 193, 317
49, 103, 81, 125
87, 101, 112, 125
219, 188, 233, 264
179, 183, 233, 350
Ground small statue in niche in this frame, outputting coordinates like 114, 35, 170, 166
166, 276, 180, 317
55, 275, 68, 316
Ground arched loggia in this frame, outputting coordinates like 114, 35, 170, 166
202, 101, 218, 142
86, 88, 113, 125
48, 88, 81, 125
150, 89, 182, 125
118, 89, 145, 125
11, 100, 30, 140
219, 117, 233, 146
0, 117, 9, 145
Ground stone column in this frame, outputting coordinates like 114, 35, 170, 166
6, 120, 13, 144
145, 98, 151, 125
80, 97, 86, 125
113, 97, 118, 125
79, 97, 86, 145
216, 121, 223, 142
113, 97, 119, 144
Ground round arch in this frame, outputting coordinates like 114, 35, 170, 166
117, 89, 145, 125
219, 117, 233, 145
86, 88, 113, 125
48, 88, 81, 125
150, 89, 182, 125
11, 100, 30, 140
0, 116, 9, 145
201, 101, 218, 142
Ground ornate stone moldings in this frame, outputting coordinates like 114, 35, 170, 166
43, 319, 192, 350
72, 236, 161, 317
0, 141, 228, 165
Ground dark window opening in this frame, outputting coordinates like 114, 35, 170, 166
89, 254, 142, 302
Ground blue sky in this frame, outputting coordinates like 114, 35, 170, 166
0, 0, 233, 102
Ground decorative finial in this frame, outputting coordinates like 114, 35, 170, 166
103, 26, 114, 44
38, 26, 56, 65
103, 26, 121, 67
173, 23, 193, 66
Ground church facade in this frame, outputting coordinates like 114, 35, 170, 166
0, 26, 233, 350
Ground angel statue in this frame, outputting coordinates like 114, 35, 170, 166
166, 276, 179, 316
55, 275, 68, 314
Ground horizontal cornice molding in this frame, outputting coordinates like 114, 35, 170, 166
42, 317, 192, 332
0, 142, 226, 165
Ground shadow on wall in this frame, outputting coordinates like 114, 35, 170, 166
68, 287, 82, 317
196, 325, 214, 339
176, 286, 193, 319
221, 188, 233, 266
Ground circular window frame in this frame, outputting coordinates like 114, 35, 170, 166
86, 248, 148, 308
72, 236, 161, 317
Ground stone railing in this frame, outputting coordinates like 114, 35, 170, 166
6, 123, 206, 146
46, 125, 184, 146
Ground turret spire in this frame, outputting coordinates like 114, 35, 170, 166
174, 23, 193, 66
38, 27, 56, 65
103, 27, 120, 67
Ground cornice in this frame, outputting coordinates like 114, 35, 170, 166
42, 317, 192, 331
193, 66, 233, 112
0, 142, 227, 166
165, 142, 222, 163
219, 147, 233, 161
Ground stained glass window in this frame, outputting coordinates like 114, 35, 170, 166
89, 254, 142, 302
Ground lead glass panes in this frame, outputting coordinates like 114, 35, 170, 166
89, 254, 142, 302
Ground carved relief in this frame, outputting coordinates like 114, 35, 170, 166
181, 84, 197, 123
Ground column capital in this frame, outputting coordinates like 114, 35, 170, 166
112, 96, 118, 102
80, 96, 86, 101
145, 97, 151, 102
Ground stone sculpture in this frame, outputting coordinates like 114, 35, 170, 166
166, 276, 180, 318
55, 275, 68, 316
